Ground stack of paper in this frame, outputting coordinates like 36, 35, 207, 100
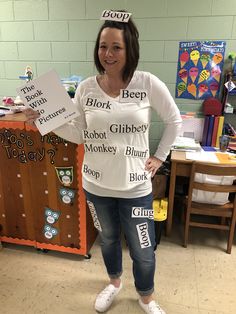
186, 151, 236, 164
171, 136, 201, 152
186, 151, 219, 163
0, 105, 24, 114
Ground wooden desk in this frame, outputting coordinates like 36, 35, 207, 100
166, 151, 192, 236
167, 150, 236, 235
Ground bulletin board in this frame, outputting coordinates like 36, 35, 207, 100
0, 119, 97, 256
175, 41, 226, 100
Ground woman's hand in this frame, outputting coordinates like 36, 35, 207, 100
145, 156, 163, 177
23, 108, 40, 125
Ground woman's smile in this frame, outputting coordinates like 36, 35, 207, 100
98, 27, 126, 76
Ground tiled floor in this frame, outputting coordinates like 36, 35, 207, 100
0, 221, 236, 314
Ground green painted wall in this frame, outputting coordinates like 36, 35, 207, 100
0, 0, 236, 151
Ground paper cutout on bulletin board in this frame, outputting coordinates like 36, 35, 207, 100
59, 187, 76, 204
45, 207, 60, 224
55, 166, 73, 186
44, 224, 58, 239
176, 41, 226, 99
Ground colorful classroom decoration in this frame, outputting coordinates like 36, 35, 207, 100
59, 187, 76, 204
0, 120, 97, 256
176, 41, 226, 99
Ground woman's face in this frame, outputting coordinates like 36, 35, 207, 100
98, 27, 126, 77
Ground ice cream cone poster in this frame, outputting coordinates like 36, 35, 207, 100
189, 67, 198, 83
187, 83, 197, 98
176, 41, 226, 99
177, 82, 186, 97
178, 68, 188, 83
180, 50, 189, 68
209, 81, 219, 97
211, 65, 221, 82
190, 50, 200, 66
198, 69, 210, 84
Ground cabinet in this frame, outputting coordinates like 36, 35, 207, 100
0, 114, 97, 257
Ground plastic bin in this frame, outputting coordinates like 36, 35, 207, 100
153, 198, 168, 249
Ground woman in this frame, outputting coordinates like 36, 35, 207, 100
25, 12, 182, 314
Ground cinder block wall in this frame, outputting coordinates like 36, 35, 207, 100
0, 0, 236, 152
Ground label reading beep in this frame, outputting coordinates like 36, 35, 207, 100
119, 89, 147, 103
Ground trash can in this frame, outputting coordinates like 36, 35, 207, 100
153, 198, 168, 249
152, 156, 171, 199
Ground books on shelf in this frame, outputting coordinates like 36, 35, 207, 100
206, 115, 214, 146
201, 116, 209, 146
215, 116, 224, 148
201, 115, 225, 148
211, 116, 220, 147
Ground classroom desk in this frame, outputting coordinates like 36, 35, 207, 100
166, 151, 192, 236
166, 151, 236, 236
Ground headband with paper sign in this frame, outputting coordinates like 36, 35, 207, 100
100, 10, 132, 23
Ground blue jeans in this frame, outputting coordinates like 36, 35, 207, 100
84, 190, 156, 296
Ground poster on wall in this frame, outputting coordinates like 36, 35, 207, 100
175, 41, 226, 100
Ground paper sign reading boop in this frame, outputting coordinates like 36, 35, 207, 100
100, 10, 132, 23
16, 69, 80, 136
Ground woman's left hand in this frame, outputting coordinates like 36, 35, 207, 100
145, 156, 163, 177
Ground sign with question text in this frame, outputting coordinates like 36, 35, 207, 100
16, 69, 79, 136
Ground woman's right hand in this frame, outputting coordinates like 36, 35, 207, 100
23, 108, 40, 125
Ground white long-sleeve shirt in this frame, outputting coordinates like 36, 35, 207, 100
54, 71, 182, 198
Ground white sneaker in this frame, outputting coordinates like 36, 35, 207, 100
138, 299, 166, 314
95, 283, 123, 312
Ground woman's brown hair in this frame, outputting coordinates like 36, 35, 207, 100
94, 11, 139, 82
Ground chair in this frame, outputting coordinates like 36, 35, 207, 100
184, 162, 236, 254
